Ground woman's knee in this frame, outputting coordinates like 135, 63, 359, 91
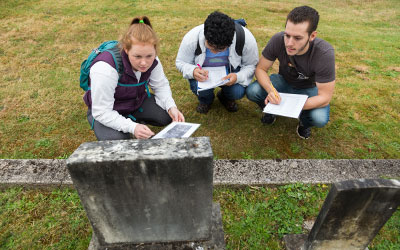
93, 121, 131, 141
145, 111, 172, 127
157, 114, 172, 126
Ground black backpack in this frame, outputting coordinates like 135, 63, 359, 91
195, 19, 247, 57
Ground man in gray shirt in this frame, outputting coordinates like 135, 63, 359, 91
246, 6, 335, 139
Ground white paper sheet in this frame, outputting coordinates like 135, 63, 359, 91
197, 66, 229, 91
152, 122, 201, 139
263, 93, 308, 119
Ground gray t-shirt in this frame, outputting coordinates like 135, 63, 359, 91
262, 32, 335, 89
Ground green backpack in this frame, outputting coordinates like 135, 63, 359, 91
79, 40, 123, 91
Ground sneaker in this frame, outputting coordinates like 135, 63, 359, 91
196, 103, 212, 114
217, 90, 238, 112
261, 113, 276, 125
257, 103, 266, 110
297, 123, 311, 139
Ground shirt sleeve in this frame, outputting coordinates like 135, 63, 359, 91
175, 25, 202, 79
262, 32, 284, 61
314, 48, 335, 83
149, 58, 177, 111
90, 61, 137, 134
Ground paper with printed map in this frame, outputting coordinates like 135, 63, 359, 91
152, 122, 200, 139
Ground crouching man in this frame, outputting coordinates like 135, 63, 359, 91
246, 6, 335, 139
176, 11, 258, 113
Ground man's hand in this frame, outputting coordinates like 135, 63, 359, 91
168, 107, 185, 122
222, 73, 237, 86
265, 89, 281, 105
134, 124, 155, 139
193, 68, 209, 82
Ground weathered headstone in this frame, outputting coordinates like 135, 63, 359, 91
66, 137, 225, 249
284, 179, 400, 250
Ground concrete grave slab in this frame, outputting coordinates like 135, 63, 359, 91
1, 159, 400, 188
0, 159, 72, 188
213, 159, 360, 185
349, 159, 400, 179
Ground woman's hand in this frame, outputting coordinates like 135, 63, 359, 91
134, 124, 155, 139
168, 107, 185, 122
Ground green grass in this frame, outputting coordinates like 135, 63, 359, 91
0, 188, 91, 249
0, 0, 399, 159
1, 185, 398, 249
0, 0, 399, 247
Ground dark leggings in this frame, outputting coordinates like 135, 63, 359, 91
87, 95, 172, 141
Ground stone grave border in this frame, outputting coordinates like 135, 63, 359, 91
1, 159, 399, 189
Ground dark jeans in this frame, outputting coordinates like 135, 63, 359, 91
87, 95, 171, 141
246, 74, 330, 128
189, 79, 246, 105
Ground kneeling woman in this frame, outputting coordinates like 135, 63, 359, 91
84, 16, 184, 140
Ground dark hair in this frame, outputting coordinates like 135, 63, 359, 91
119, 16, 159, 54
286, 6, 319, 35
204, 11, 235, 50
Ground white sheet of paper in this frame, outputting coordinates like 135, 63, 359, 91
263, 93, 308, 119
152, 122, 201, 139
197, 66, 229, 91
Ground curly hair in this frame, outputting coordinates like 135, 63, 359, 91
286, 6, 319, 35
204, 11, 235, 50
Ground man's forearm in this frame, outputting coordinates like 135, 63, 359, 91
303, 81, 335, 110
303, 95, 331, 110
255, 68, 274, 93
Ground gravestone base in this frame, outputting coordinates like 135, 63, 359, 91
88, 203, 225, 250
283, 234, 307, 250
283, 235, 370, 250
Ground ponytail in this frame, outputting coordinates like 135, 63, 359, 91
130, 16, 152, 28
119, 16, 159, 54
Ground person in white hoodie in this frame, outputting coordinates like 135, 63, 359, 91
176, 11, 258, 113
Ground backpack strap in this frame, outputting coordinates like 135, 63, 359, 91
234, 22, 245, 56
107, 46, 124, 79
195, 40, 202, 56
194, 21, 246, 57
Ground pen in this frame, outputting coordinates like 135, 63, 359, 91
270, 83, 279, 99
197, 64, 208, 80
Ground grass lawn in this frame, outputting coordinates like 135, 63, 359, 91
0, 0, 399, 159
0, 0, 399, 249
1, 185, 399, 249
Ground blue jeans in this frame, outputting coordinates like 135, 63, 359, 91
189, 79, 246, 105
246, 74, 330, 128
